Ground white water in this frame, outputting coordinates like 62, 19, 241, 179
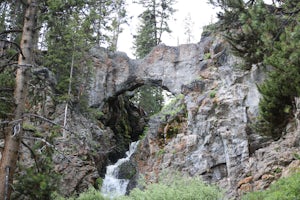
101, 141, 139, 198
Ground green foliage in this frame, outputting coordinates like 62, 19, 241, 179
156, 149, 166, 157
42, 0, 126, 111
52, 187, 106, 200
209, 90, 216, 98
133, 0, 176, 58
22, 122, 38, 132
242, 172, 300, 200
117, 175, 223, 200
75, 187, 106, 200
204, 52, 211, 60
139, 126, 149, 140
53, 174, 223, 200
0, 69, 15, 119
133, 9, 158, 58
88, 108, 104, 120
294, 153, 300, 160
256, 8, 300, 138
160, 93, 186, 118
131, 85, 164, 116
13, 139, 61, 200
96, 178, 104, 189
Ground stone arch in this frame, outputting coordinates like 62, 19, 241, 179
88, 42, 206, 108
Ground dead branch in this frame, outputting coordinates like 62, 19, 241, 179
0, 29, 22, 36
22, 136, 72, 163
21, 141, 40, 172
0, 39, 25, 59
24, 113, 71, 132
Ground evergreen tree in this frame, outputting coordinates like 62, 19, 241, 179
133, 0, 176, 58
133, 0, 175, 116
0, 0, 128, 198
109, 0, 128, 51
0, 2, 25, 120
133, 9, 157, 58
132, 85, 164, 116
183, 12, 194, 44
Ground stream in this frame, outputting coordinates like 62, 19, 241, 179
101, 141, 139, 198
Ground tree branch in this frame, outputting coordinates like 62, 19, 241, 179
21, 141, 41, 172
0, 29, 22, 36
24, 113, 71, 132
22, 136, 72, 163
0, 39, 25, 59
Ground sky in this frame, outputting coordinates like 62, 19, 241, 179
117, 0, 220, 58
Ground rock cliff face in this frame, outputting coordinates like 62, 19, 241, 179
5, 30, 300, 199
88, 31, 300, 198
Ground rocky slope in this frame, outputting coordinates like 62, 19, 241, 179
2, 29, 300, 199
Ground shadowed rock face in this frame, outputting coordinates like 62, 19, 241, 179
88, 32, 300, 199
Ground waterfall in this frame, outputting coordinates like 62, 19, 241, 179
101, 141, 139, 198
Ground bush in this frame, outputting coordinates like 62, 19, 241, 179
13, 140, 61, 200
116, 175, 223, 200
53, 187, 106, 200
76, 187, 106, 200
242, 172, 300, 200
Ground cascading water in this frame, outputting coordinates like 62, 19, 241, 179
101, 141, 139, 198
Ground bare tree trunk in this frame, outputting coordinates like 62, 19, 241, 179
63, 44, 74, 138
0, 1, 38, 199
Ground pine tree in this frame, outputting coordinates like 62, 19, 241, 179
133, 0, 176, 58
109, 0, 128, 51
0, 0, 128, 197
133, 9, 157, 58
0, 1, 38, 198
132, 85, 164, 116
183, 12, 194, 44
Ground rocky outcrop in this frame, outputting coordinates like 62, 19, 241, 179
237, 98, 300, 196
88, 39, 217, 107
13, 66, 116, 197
87, 31, 272, 198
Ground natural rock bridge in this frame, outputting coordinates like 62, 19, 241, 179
88, 33, 227, 107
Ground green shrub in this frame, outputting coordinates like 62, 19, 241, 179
13, 130, 61, 200
76, 187, 106, 200
13, 157, 60, 200
210, 90, 216, 98
242, 172, 300, 200
204, 52, 211, 60
117, 175, 223, 200
53, 187, 106, 200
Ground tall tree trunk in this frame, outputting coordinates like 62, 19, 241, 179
0, 1, 37, 199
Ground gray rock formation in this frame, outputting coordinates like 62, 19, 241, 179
87, 31, 300, 198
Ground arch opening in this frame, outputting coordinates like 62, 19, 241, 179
98, 83, 175, 165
